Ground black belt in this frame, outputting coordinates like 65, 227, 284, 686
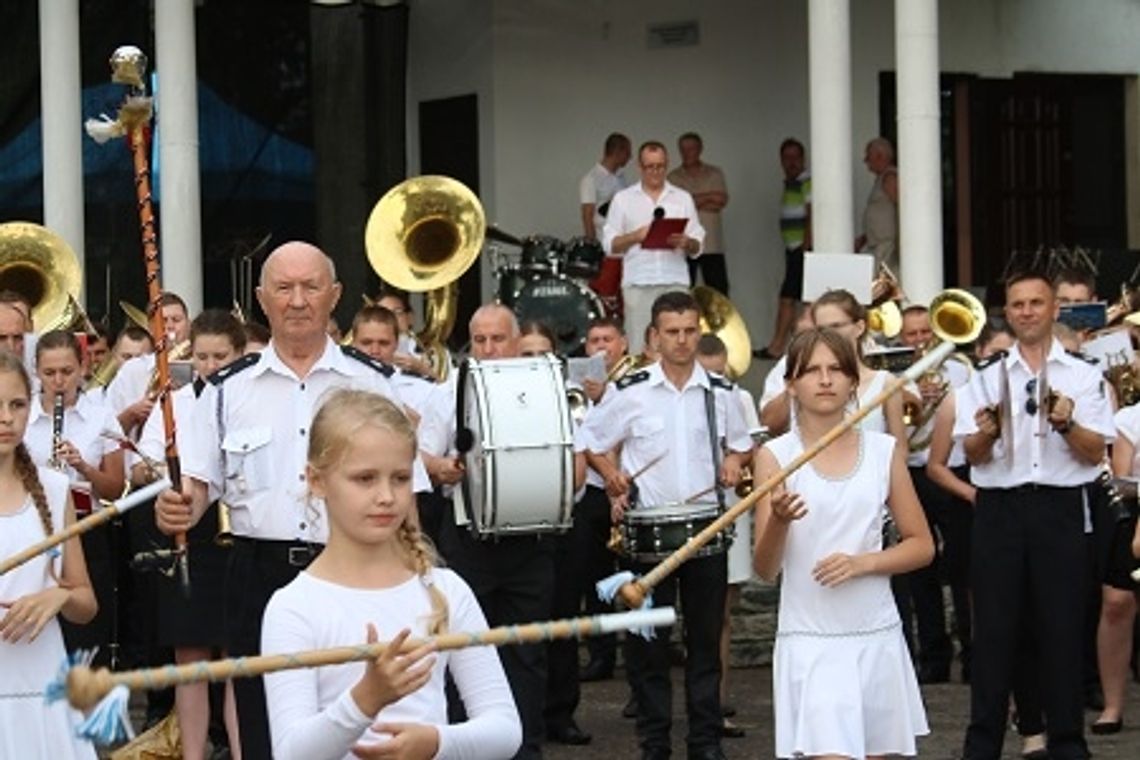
995, 484, 1082, 494
232, 536, 323, 568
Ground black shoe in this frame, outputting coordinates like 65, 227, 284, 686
1090, 719, 1123, 735
687, 748, 728, 760
721, 703, 736, 718
580, 658, 614, 682
721, 719, 746, 739
622, 696, 638, 719
547, 722, 592, 745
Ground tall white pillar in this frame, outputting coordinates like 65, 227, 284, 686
155, 0, 203, 314
808, 0, 854, 255
895, 0, 943, 303
39, 0, 85, 291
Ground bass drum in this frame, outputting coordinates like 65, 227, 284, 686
512, 274, 605, 356
457, 355, 575, 537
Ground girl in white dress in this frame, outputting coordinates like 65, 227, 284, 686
0, 352, 98, 759
754, 328, 934, 759
262, 389, 521, 760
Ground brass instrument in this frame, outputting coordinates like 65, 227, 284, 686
215, 501, 234, 547
0, 221, 83, 330
365, 176, 485, 381
1104, 350, 1140, 407
1106, 282, 1139, 325
49, 392, 65, 470
904, 346, 974, 452
42, 294, 99, 335
867, 263, 904, 339
692, 286, 752, 379
119, 300, 150, 332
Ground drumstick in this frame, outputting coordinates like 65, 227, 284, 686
54, 607, 677, 744
683, 484, 719, 503
627, 452, 667, 482
608, 341, 958, 610
0, 479, 170, 576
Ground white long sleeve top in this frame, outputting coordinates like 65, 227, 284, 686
262, 567, 521, 760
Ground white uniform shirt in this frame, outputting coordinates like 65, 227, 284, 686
759, 356, 788, 415
25, 390, 119, 482
575, 362, 752, 507
136, 382, 198, 468
104, 353, 155, 419
954, 339, 1114, 488
579, 162, 627, 238
1113, 403, 1140, 475
602, 181, 706, 288
181, 339, 424, 543
906, 359, 971, 468
393, 369, 452, 458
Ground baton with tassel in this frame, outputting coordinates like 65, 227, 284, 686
49, 607, 676, 744
598, 289, 988, 613
85, 46, 190, 595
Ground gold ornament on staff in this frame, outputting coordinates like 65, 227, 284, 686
85, 45, 190, 594
603, 289, 987, 610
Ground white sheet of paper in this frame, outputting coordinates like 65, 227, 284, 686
567, 353, 607, 385
1081, 327, 1134, 367
802, 252, 875, 304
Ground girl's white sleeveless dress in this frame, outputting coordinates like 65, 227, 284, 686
0, 466, 97, 759
766, 429, 928, 758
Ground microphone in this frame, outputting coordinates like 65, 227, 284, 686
653, 207, 665, 220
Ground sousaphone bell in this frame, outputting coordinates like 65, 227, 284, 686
0, 221, 83, 329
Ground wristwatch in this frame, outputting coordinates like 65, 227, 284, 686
1055, 418, 1074, 435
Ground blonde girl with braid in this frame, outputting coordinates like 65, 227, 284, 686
262, 389, 521, 760
0, 353, 98, 759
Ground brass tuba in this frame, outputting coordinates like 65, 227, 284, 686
692, 286, 753, 379
364, 176, 485, 381
0, 221, 83, 330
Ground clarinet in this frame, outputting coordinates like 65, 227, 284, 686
49, 392, 65, 470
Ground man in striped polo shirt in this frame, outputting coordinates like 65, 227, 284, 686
758, 137, 811, 359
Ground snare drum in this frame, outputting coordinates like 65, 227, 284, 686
621, 502, 732, 564
458, 355, 574, 537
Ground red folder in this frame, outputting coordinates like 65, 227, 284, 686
642, 217, 688, 250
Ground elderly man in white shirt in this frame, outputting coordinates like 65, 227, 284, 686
603, 140, 705, 354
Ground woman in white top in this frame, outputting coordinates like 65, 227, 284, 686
27, 330, 124, 501
754, 328, 933, 759
262, 389, 520, 760
0, 352, 98, 759
27, 330, 123, 662
811, 290, 907, 448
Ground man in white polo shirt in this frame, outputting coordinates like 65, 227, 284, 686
604, 140, 705, 353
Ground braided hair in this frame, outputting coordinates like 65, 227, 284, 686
0, 353, 52, 538
308, 388, 448, 634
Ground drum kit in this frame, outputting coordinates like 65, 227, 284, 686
489, 231, 607, 357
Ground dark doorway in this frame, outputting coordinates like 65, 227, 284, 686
418, 94, 480, 350
879, 72, 1128, 303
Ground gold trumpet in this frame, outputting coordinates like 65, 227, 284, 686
364, 176, 485, 381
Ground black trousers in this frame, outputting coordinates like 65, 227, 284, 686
441, 517, 555, 760
545, 485, 617, 731
906, 466, 958, 673
626, 552, 726, 756
225, 539, 319, 760
687, 253, 729, 296
964, 486, 1089, 760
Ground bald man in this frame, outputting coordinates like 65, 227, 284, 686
155, 241, 422, 759
856, 137, 899, 272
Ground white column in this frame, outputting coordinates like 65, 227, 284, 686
155, 0, 203, 314
808, 0, 854, 255
39, 0, 85, 289
895, 0, 943, 304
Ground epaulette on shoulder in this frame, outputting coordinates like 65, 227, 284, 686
341, 345, 395, 378
616, 370, 650, 390
975, 350, 1007, 371
207, 352, 260, 386
709, 374, 735, 391
1066, 349, 1099, 366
